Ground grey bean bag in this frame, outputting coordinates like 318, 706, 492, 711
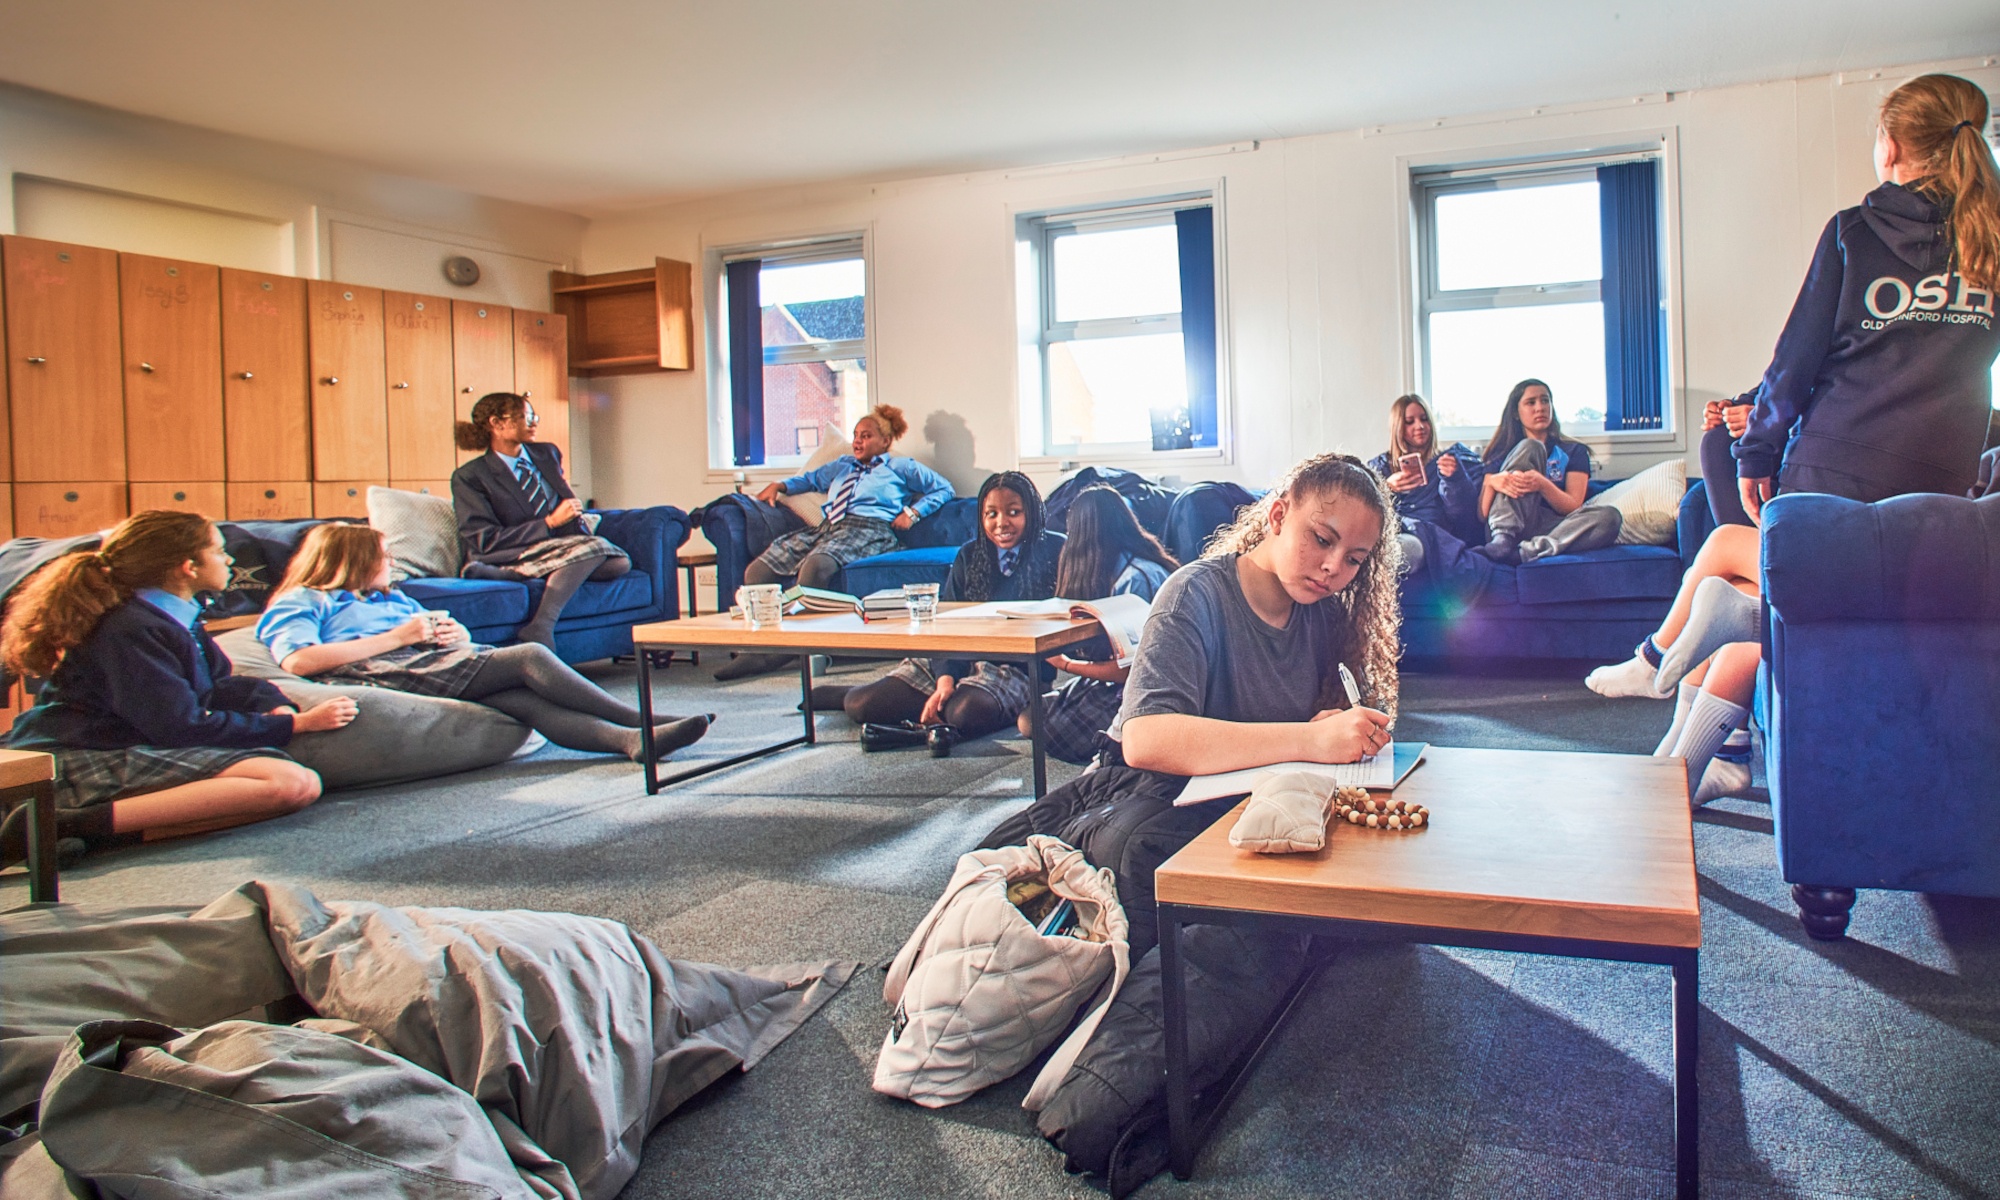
214, 628, 529, 789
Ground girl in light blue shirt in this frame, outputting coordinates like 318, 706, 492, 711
257, 524, 712, 764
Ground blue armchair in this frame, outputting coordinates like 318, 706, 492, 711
695, 494, 977, 607
1760, 491, 2000, 938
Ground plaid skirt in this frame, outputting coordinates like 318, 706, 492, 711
1043, 678, 1126, 766
758, 516, 900, 577
321, 643, 493, 698
53, 745, 295, 811
493, 535, 627, 580
885, 657, 1034, 720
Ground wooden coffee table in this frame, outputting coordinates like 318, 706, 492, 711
629, 609, 1103, 796
1155, 746, 1701, 1198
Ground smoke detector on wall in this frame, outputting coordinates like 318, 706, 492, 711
442, 255, 481, 287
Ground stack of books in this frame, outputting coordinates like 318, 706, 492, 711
860, 588, 910, 620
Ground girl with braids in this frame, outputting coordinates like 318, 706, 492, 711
832, 471, 1063, 741
978, 453, 1401, 956
0, 512, 353, 866
1031, 484, 1180, 764
451, 392, 630, 652
255, 524, 712, 764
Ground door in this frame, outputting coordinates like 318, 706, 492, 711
307, 281, 388, 480
384, 292, 456, 482
513, 309, 569, 461
221, 270, 310, 481
121, 253, 224, 482
129, 481, 227, 517
3, 237, 125, 482
13, 483, 127, 538
226, 481, 314, 521
313, 480, 385, 519
451, 301, 513, 461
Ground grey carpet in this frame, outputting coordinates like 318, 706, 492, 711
6, 659, 1996, 1200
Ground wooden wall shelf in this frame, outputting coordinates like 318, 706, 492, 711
551, 258, 692, 376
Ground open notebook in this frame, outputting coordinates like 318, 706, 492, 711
940, 594, 1152, 667
1172, 742, 1429, 807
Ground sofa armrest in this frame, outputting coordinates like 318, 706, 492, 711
593, 506, 692, 620
1676, 480, 1717, 568
1763, 492, 2000, 623
696, 493, 806, 611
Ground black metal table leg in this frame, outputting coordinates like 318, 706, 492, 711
1161, 906, 1194, 1180
1673, 949, 1700, 1200
637, 646, 659, 795
1025, 656, 1048, 798
799, 655, 817, 745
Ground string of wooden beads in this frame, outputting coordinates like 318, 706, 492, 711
1332, 786, 1428, 830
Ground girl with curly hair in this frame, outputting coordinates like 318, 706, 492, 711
977, 452, 1402, 955
832, 471, 1063, 742
0, 512, 354, 867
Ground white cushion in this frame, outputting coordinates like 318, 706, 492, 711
368, 486, 462, 581
778, 421, 851, 526
1586, 458, 1687, 546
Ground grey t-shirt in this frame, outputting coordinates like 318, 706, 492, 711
1109, 554, 1343, 739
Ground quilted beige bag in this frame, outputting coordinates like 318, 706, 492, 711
874, 835, 1130, 1110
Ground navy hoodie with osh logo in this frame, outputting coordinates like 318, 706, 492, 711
1733, 181, 2000, 497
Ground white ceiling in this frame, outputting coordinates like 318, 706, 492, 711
1, 0, 1995, 216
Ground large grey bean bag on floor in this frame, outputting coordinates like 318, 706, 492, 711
214, 628, 528, 789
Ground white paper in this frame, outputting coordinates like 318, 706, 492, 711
934, 600, 1017, 619
1173, 749, 1395, 806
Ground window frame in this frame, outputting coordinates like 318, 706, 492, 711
1015, 188, 1229, 467
1404, 138, 1684, 452
705, 230, 873, 478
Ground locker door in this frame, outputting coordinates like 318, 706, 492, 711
121, 253, 224, 482
0, 262, 10, 482
307, 281, 388, 480
384, 292, 456, 482
14, 483, 127, 538
452, 301, 513, 462
226, 481, 314, 520
221, 270, 310, 481
3, 237, 125, 482
512, 309, 569, 461
312, 480, 384, 519
129, 481, 227, 517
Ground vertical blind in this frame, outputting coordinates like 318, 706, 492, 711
1597, 161, 1663, 431
726, 258, 765, 466
1173, 207, 1219, 452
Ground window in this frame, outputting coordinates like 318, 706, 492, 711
1416, 156, 1666, 439
1018, 195, 1221, 458
718, 237, 868, 467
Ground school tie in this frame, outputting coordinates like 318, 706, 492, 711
824, 461, 866, 524
514, 455, 554, 518
998, 547, 1019, 576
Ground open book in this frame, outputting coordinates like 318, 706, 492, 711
1171, 742, 1428, 806
955, 593, 1152, 668
780, 585, 863, 614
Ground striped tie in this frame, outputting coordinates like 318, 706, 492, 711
998, 547, 1019, 576
514, 455, 554, 518
824, 462, 865, 524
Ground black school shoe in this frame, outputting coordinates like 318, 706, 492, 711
1473, 533, 1520, 565
860, 721, 933, 752
927, 725, 962, 758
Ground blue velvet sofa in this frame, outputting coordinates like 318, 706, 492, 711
221, 506, 690, 665
1398, 480, 1718, 662
1760, 490, 2000, 939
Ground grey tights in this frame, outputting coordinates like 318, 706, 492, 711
516, 554, 630, 648
744, 551, 842, 590
462, 643, 656, 757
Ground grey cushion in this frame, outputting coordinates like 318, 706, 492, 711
215, 629, 528, 790
367, 486, 462, 582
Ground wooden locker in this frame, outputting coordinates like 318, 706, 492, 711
121, 253, 225, 483
0, 262, 9, 482
221, 270, 310, 482
388, 479, 452, 499
313, 480, 384, 519
3, 237, 126, 482
512, 309, 569, 461
452, 301, 513, 461
0, 487, 11, 539
129, 481, 227, 517
384, 292, 456, 482
14, 483, 126, 538
227, 482, 314, 521
308, 282, 388, 481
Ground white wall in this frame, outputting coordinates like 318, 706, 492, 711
0, 83, 596, 491
580, 54, 1998, 513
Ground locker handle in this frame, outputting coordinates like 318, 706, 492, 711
461, 386, 472, 393
26, 357, 46, 365
393, 382, 410, 389
139, 362, 155, 373
522, 390, 532, 398
237, 371, 254, 380
321, 376, 339, 385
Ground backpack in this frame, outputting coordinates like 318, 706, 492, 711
874, 836, 1130, 1110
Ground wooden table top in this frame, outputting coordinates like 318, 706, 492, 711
631, 608, 1103, 655
677, 547, 717, 566
1156, 746, 1699, 949
0, 748, 56, 788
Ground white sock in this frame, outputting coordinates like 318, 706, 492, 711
1694, 756, 1754, 805
1587, 651, 1672, 700
1655, 578, 1761, 692
1719, 727, 1752, 755
1655, 682, 1702, 756
1670, 691, 1749, 805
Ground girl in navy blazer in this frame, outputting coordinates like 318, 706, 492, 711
0, 511, 355, 865
451, 392, 631, 651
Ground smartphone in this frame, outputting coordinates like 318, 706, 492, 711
1397, 452, 1427, 485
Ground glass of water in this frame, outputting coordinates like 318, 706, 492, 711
903, 582, 940, 624
737, 584, 785, 630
